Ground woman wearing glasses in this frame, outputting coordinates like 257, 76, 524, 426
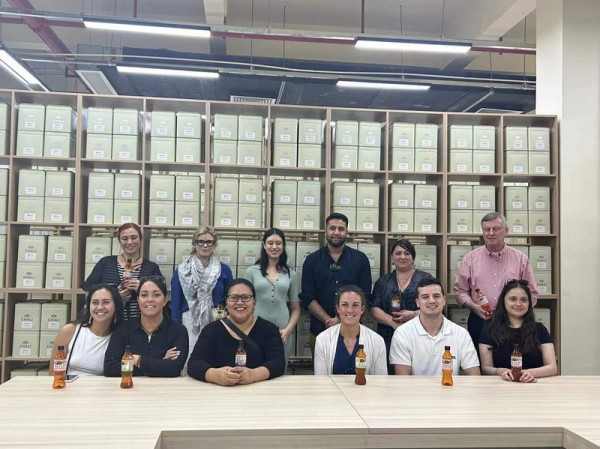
187, 279, 285, 385
83, 223, 163, 320
171, 226, 233, 368
244, 228, 300, 367
479, 279, 557, 382
104, 276, 189, 377
370, 239, 433, 373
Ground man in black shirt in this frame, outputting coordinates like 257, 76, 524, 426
299, 213, 372, 357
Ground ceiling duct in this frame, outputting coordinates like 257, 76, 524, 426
76, 70, 117, 95
230, 95, 275, 104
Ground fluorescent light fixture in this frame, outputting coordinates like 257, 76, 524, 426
117, 65, 219, 79
337, 80, 430, 91
0, 48, 48, 90
84, 17, 210, 38
355, 37, 471, 54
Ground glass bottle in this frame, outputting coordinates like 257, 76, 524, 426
52, 345, 67, 389
441, 346, 454, 386
511, 344, 523, 382
120, 345, 134, 389
122, 258, 133, 287
235, 341, 247, 367
215, 304, 226, 320
390, 293, 401, 313
475, 288, 493, 316
355, 344, 367, 385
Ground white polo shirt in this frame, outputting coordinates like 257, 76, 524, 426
389, 315, 479, 375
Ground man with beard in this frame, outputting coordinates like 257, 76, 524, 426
300, 213, 372, 358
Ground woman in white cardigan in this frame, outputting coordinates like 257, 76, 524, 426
314, 285, 387, 375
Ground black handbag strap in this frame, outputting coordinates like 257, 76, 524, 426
222, 318, 261, 353
65, 323, 83, 375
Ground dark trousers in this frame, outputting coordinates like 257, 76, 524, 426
467, 311, 485, 359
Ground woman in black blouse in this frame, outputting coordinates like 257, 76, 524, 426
479, 279, 557, 382
188, 279, 285, 386
370, 239, 433, 373
83, 223, 162, 320
104, 276, 188, 377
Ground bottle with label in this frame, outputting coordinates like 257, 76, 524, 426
215, 304, 226, 320
235, 341, 247, 367
511, 344, 523, 382
355, 344, 367, 385
52, 345, 67, 389
441, 346, 454, 386
390, 293, 401, 313
122, 258, 133, 289
475, 288, 493, 317
120, 345, 134, 389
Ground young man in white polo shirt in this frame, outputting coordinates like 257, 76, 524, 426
390, 278, 480, 376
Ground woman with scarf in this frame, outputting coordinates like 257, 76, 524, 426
171, 226, 233, 371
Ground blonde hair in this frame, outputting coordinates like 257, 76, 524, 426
190, 226, 218, 255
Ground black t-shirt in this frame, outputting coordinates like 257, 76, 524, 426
480, 322, 552, 369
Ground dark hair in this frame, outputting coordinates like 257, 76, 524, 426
117, 222, 142, 240
390, 239, 416, 259
255, 228, 291, 277
79, 283, 124, 331
224, 278, 256, 301
336, 284, 367, 307
485, 279, 539, 354
138, 276, 171, 317
326, 212, 349, 227
416, 277, 445, 297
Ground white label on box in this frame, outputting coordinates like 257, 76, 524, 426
398, 199, 408, 207
219, 256, 231, 263
48, 321, 60, 330
513, 140, 523, 150
458, 224, 468, 232
538, 285, 548, 293
220, 130, 231, 139
119, 151, 131, 159
303, 220, 314, 228
183, 154, 194, 162
479, 165, 491, 172
457, 164, 467, 172
23, 147, 35, 155
245, 131, 256, 140
279, 158, 291, 166
399, 138, 409, 146
183, 192, 194, 200
480, 201, 490, 208
244, 156, 255, 164
246, 194, 257, 202
50, 148, 63, 156
341, 161, 351, 168
457, 139, 467, 148
24, 212, 36, 220
156, 255, 167, 263
421, 224, 432, 232
121, 215, 132, 222
23, 279, 34, 287
182, 217, 193, 225
219, 155, 230, 163
155, 217, 167, 224
19, 348, 32, 356
25, 121, 35, 129
304, 159, 315, 167
280, 134, 291, 142
399, 163, 408, 170
304, 196, 315, 204
93, 254, 103, 262
220, 218, 232, 226
535, 201, 546, 209
422, 163, 432, 171
157, 153, 168, 160
244, 256, 254, 264
157, 126, 168, 135
513, 165, 524, 173
156, 191, 167, 199
536, 225, 546, 233
535, 166, 545, 173
21, 320, 33, 329
399, 224, 408, 231
51, 213, 63, 222
422, 200, 432, 208
340, 198, 350, 205
184, 127, 194, 137
364, 198, 374, 206
122, 190, 133, 198
52, 188, 64, 196
365, 162, 375, 169
46, 347, 53, 356
25, 253, 36, 261
305, 133, 316, 143
52, 121, 64, 131
362, 222, 373, 230
245, 219, 256, 226
95, 189, 106, 197
221, 193, 232, 201
94, 215, 106, 223
25, 187, 36, 195
535, 140, 546, 150
342, 136, 352, 144
93, 150, 105, 158
120, 125, 131, 134
54, 254, 66, 261
93, 124, 105, 132
513, 225, 523, 233
480, 139, 490, 149
366, 137, 375, 145
53, 279, 65, 288
422, 139, 432, 147
280, 195, 291, 204
537, 262, 547, 269
280, 220, 290, 227
422, 261, 432, 268
512, 201, 523, 209
457, 200, 467, 208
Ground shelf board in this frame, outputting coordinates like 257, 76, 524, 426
4, 357, 50, 362
9, 221, 74, 228
81, 159, 143, 170
503, 173, 557, 182
12, 156, 77, 168
330, 169, 386, 180
507, 233, 557, 238
269, 166, 326, 178
387, 171, 443, 182
7, 289, 77, 295
447, 173, 502, 182
387, 232, 443, 238
144, 161, 206, 173
210, 164, 268, 176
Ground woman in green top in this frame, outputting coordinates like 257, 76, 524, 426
244, 228, 300, 367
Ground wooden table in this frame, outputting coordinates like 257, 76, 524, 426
0, 375, 599, 449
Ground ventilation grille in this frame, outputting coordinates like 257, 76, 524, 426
230, 95, 275, 104
76, 70, 117, 95
476, 108, 522, 114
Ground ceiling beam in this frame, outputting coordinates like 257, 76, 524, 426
477, 0, 536, 40
202, 0, 226, 55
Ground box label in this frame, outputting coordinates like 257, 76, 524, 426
422, 163, 432, 171
51, 213, 63, 222
244, 156, 255, 164
303, 220, 314, 228
512, 201, 523, 209
340, 198, 350, 206
480, 201, 490, 208
341, 161, 352, 168
220, 218, 232, 226
362, 222, 373, 230
24, 121, 35, 129
24, 212, 36, 220
365, 162, 375, 169
279, 220, 290, 227
157, 153, 168, 160
421, 224, 432, 232
50, 148, 63, 156
52, 121, 64, 131
399, 163, 408, 170
513, 140, 523, 150
246, 194, 257, 202
537, 261, 547, 269
421, 139, 432, 147
120, 215, 132, 222
279, 158, 290, 166
479, 165, 490, 172
23, 279, 35, 287
93, 124, 105, 132
457, 200, 467, 208
245, 131, 256, 140
183, 192, 194, 200
399, 224, 408, 231
118, 151, 131, 159
182, 217, 193, 225
23, 147, 35, 155
422, 200, 432, 208
93, 150, 105, 158
156, 191, 167, 199
363, 198, 374, 206
220, 130, 231, 139
305, 133, 316, 143
399, 138, 409, 146
52, 188, 64, 196
513, 225, 523, 233
480, 139, 490, 149
304, 159, 315, 167
219, 155, 231, 163
155, 216, 167, 224
54, 254, 66, 261
156, 255, 167, 263
304, 196, 315, 204
25, 252, 37, 261
398, 199, 408, 207
94, 189, 106, 197
221, 193, 232, 201
157, 126, 168, 136
458, 224, 468, 232
457, 139, 467, 148
245, 219, 256, 227
25, 187, 36, 195
535, 201, 546, 209
280, 195, 291, 204
183, 154, 194, 162
457, 164, 467, 172
513, 165, 524, 173
53, 279, 65, 288
280, 134, 291, 142
184, 127, 195, 137
119, 125, 131, 134
94, 215, 106, 223
244, 256, 255, 264
122, 190, 133, 198
536, 225, 546, 233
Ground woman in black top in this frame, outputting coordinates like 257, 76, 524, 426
104, 276, 188, 377
370, 240, 433, 373
83, 223, 162, 320
479, 279, 557, 382
188, 279, 285, 386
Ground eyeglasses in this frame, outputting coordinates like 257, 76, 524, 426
482, 226, 505, 234
226, 294, 254, 303
329, 263, 341, 272
195, 239, 215, 247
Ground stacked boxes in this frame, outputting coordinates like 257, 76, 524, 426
45, 236, 73, 289
298, 119, 323, 168
391, 123, 438, 172
212, 114, 263, 166
12, 302, 68, 357
114, 173, 141, 224
505, 126, 551, 174
530, 245, 553, 295
333, 121, 381, 170
150, 111, 203, 162
238, 178, 263, 229
44, 171, 73, 223
357, 243, 381, 285
448, 185, 495, 234
17, 169, 45, 222
505, 186, 550, 234
272, 118, 323, 168
84, 236, 112, 280
237, 240, 262, 277
272, 180, 321, 230
0, 103, 8, 155
176, 112, 203, 162
149, 175, 175, 225
86, 107, 139, 160
44, 105, 74, 158
16, 104, 45, 157
112, 108, 139, 160
296, 181, 321, 230
414, 244, 437, 278
15, 235, 72, 289
0, 234, 5, 287
331, 181, 379, 231
39, 303, 69, 357
448, 245, 474, 292
213, 177, 238, 227
175, 175, 202, 227
215, 239, 239, 276
87, 172, 114, 224
388, 183, 437, 233
148, 238, 175, 284
0, 168, 7, 221
448, 125, 496, 173
357, 122, 381, 170
150, 111, 176, 162
472, 186, 496, 226
414, 184, 438, 233
86, 107, 113, 159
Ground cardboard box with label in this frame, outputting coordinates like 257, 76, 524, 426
473, 125, 496, 150
334, 146, 357, 169
87, 107, 113, 134
356, 208, 379, 232
43, 132, 73, 158
18, 104, 45, 131
15, 262, 45, 288
238, 240, 262, 266
391, 122, 415, 149
529, 152, 550, 174
414, 148, 438, 171
18, 235, 47, 262
389, 209, 414, 233
176, 138, 202, 163
389, 183, 414, 209
357, 243, 381, 268
216, 240, 238, 265
295, 242, 320, 267
19, 169, 45, 197
113, 200, 140, 224
85, 133, 112, 159
415, 124, 438, 149
272, 143, 297, 167
528, 187, 550, 211
449, 245, 472, 271
175, 202, 200, 227
16, 130, 44, 156
528, 127, 551, 152
272, 205, 296, 229
175, 175, 201, 203
213, 114, 238, 140
506, 211, 528, 234
114, 173, 140, 200
85, 237, 111, 263
449, 185, 473, 209
473, 150, 495, 174
148, 200, 175, 226
414, 209, 437, 233
449, 210, 473, 233
214, 177, 239, 203
45, 171, 73, 198
87, 198, 113, 224
273, 118, 298, 143
150, 137, 176, 162
528, 211, 551, 234
88, 172, 114, 199
13, 331, 40, 357
449, 149, 473, 173
237, 141, 262, 166
238, 115, 264, 141
332, 182, 357, 207
151, 111, 176, 137
414, 244, 437, 270
414, 184, 438, 209
530, 246, 552, 271
213, 203, 238, 227
449, 125, 473, 150
332, 206, 356, 231
473, 185, 496, 210
505, 126, 528, 151
358, 147, 381, 170
238, 204, 263, 229
47, 236, 73, 263
44, 197, 72, 223
356, 183, 379, 208
39, 331, 58, 357
17, 196, 44, 222
45, 263, 72, 289
505, 186, 528, 211
148, 238, 175, 265
176, 112, 202, 139
113, 108, 139, 135
391, 148, 415, 171
298, 144, 322, 168
358, 121, 381, 147
272, 179, 297, 205
111, 134, 139, 160
295, 180, 320, 206
335, 120, 359, 146
150, 174, 175, 201
238, 178, 262, 204
45, 105, 73, 133
534, 270, 553, 294
296, 205, 320, 230
298, 119, 323, 144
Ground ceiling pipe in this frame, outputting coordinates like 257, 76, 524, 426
361, 0, 365, 34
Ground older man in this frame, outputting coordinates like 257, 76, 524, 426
453, 211, 538, 349
390, 278, 480, 376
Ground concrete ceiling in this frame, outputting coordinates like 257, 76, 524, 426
0, 0, 538, 112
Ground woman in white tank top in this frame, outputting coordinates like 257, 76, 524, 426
50, 284, 124, 376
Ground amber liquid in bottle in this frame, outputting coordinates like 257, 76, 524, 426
355, 344, 367, 385
235, 341, 247, 367
441, 346, 454, 386
390, 293, 401, 313
511, 344, 523, 382
122, 258, 133, 288
52, 345, 67, 389
215, 304, 226, 320
475, 288, 493, 316
120, 345, 134, 389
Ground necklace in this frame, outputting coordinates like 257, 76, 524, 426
120, 253, 142, 266
396, 268, 415, 291
141, 324, 160, 343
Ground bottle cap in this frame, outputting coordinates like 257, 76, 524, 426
57, 345, 65, 350
513, 343, 519, 348
125, 345, 132, 350
358, 344, 364, 349
444, 345, 450, 350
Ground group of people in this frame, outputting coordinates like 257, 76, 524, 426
50, 211, 557, 385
